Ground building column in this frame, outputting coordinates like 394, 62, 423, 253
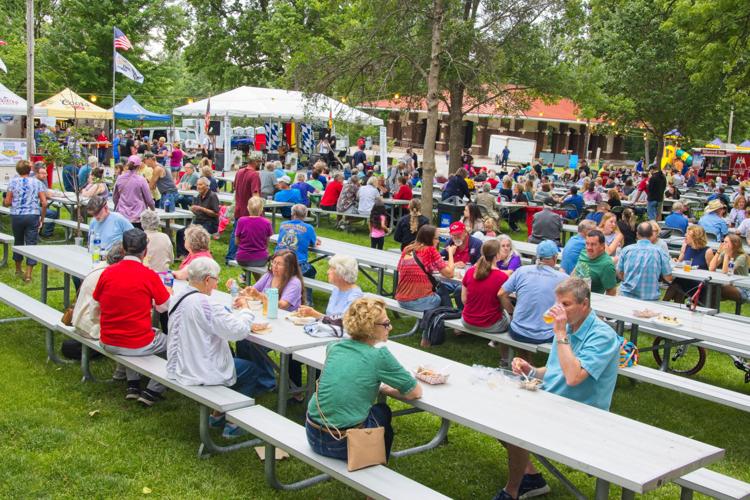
535, 121, 547, 157
436, 121, 450, 152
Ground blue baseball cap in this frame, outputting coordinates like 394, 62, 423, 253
536, 240, 559, 259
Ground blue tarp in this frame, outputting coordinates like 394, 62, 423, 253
113, 95, 170, 121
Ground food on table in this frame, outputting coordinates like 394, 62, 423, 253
633, 309, 660, 318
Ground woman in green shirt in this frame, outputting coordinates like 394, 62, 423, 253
708, 233, 749, 304
306, 297, 422, 460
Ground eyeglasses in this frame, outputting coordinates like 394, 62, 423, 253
375, 320, 392, 329
207, 275, 219, 281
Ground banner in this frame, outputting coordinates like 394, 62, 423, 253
115, 53, 144, 84
0, 140, 28, 166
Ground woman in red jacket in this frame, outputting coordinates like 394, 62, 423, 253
320, 173, 344, 211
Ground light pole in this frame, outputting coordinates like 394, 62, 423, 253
25, 0, 34, 156
728, 105, 735, 144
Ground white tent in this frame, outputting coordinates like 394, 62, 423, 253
172, 86, 383, 126
0, 82, 47, 116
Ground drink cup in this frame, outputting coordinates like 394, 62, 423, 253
684, 259, 692, 272
543, 308, 555, 324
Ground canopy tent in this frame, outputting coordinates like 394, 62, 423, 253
738, 140, 750, 149
172, 86, 383, 126
706, 137, 724, 148
0, 82, 47, 116
111, 94, 170, 121
35, 88, 112, 120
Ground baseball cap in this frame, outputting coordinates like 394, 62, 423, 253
536, 240, 559, 259
86, 195, 108, 216
127, 154, 142, 167
449, 221, 466, 234
144, 151, 155, 159
278, 175, 291, 184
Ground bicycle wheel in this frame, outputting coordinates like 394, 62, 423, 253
652, 337, 707, 375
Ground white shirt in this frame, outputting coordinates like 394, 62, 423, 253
166, 286, 255, 387
357, 184, 379, 215
74, 262, 108, 339
672, 173, 684, 187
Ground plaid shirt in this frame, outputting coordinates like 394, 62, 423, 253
616, 240, 672, 300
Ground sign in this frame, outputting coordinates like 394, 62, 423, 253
0, 139, 28, 166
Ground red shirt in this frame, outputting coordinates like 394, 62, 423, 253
486, 177, 499, 189
637, 178, 648, 193
395, 246, 446, 302
461, 267, 507, 327
320, 179, 343, 207
234, 167, 261, 219
393, 184, 413, 201
453, 241, 471, 264
97, 132, 108, 148
93, 258, 170, 349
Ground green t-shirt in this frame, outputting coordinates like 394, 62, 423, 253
307, 179, 324, 192
307, 340, 417, 429
574, 251, 617, 294
717, 252, 748, 275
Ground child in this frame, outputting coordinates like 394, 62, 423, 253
483, 217, 498, 238
369, 201, 389, 249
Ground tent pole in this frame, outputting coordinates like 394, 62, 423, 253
25, 0, 35, 155
223, 115, 231, 171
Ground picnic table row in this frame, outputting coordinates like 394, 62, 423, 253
3, 242, 739, 499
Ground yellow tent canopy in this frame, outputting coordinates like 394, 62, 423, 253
35, 88, 112, 120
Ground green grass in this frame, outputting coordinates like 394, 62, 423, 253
1, 214, 749, 499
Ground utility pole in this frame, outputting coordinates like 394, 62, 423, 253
728, 105, 735, 144
26, 0, 35, 156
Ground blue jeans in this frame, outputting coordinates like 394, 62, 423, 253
438, 282, 463, 308
301, 261, 317, 306
176, 194, 193, 210
41, 208, 58, 237
306, 403, 394, 460
508, 324, 554, 345
157, 191, 178, 212
226, 223, 238, 262
398, 293, 442, 311
647, 200, 662, 220
11, 214, 40, 265
233, 341, 277, 396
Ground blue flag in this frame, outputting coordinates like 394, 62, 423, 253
115, 53, 144, 84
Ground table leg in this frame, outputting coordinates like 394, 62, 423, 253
165, 219, 173, 239
41, 264, 49, 304
659, 340, 673, 371
377, 268, 385, 296
63, 273, 71, 308
621, 489, 635, 500
277, 353, 290, 416
197, 404, 260, 458
271, 207, 278, 232
594, 478, 610, 500
264, 443, 330, 490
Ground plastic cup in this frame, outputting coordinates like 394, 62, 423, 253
543, 308, 555, 324
684, 259, 692, 272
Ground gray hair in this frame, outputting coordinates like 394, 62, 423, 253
578, 219, 597, 236
334, 173, 344, 182
197, 176, 210, 187
273, 160, 283, 169
187, 257, 220, 283
555, 277, 591, 304
88, 155, 99, 167
106, 242, 126, 265
140, 209, 161, 231
184, 163, 194, 172
295, 173, 307, 182
482, 182, 491, 192
265, 161, 275, 171
291, 204, 308, 220
185, 225, 211, 252
672, 201, 684, 212
329, 254, 359, 284
367, 176, 378, 187
496, 234, 519, 265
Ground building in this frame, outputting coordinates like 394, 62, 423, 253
363, 95, 627, 161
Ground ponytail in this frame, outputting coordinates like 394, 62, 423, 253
474, 239, 500, 281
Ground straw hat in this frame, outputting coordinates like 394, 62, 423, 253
704, 199, 724, 213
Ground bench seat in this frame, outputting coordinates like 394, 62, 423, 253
0, 282, 62, 329
227, 405, 450, 500
676, 467, 750, 500
54, 219, 90, 232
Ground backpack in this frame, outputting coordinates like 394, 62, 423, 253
617, 335, 639, 368
418, 306, 462, 346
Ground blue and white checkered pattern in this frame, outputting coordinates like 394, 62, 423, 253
300, 124, 313, 153
264, 122, 280, 151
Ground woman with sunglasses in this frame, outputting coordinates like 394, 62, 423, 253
306, 297, 422, 462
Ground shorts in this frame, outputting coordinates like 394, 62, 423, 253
508, 324, 553, 345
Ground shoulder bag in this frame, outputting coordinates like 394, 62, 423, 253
314, 381, 386, 471
410, 250, 441, 292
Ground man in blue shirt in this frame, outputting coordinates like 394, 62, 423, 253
664, 201, 689, 234
562, 186, 584, 219
499, 240, 568, 348
616, 222, 673, 300
352, 144, 367, 169
291, 172, 317, 207
495, 277, 620, 500
278, 204, 321, 304
698, 199, 728, 241
560, 220, 596, 274
86, 195, 134, 250
273, 176, 303, 218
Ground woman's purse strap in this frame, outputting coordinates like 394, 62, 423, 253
411, 250, 440, 292
314, 380, 346, 441
169, 290, 201, 316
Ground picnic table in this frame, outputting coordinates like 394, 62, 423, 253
178, 189, 234, 205
293, 340, 724, 499
12, 244, 92, 307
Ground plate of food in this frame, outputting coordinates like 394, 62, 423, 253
286, 313, 317, 326
414, 366, 449, 385
519, 377, 543, 392
633, 309, 660, 319
651, 314, 681, 327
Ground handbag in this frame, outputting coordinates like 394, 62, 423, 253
410, 250, 441, 292
315, 382, 386, 471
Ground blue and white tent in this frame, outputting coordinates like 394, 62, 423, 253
112, 95, 170, 121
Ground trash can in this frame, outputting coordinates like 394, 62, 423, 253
438, 196, 466, 226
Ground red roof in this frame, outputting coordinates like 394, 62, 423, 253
363, 94, 601, 124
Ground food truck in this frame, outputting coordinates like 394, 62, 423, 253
692, 139, 750, 181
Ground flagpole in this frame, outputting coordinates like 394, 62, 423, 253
112, 27, 117, 143
26, 0, 35, 156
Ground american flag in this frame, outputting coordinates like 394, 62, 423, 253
204, 97, 211, 134
113, 27, 132, 50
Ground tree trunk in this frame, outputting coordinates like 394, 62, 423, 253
654, 136, 664, 170
421, 0, 445, 217
448, 82, 465, 174
644, 136, 650, 168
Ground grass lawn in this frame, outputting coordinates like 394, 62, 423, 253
1, 213, 749, 499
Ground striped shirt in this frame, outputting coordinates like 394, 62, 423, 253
8, 176, 43, 215
616, 240, 672, 301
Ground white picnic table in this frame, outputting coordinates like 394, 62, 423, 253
293, 340, 724, 498
178, 189, 234, 205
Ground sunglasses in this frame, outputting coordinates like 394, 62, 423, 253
376, 320, 392, 329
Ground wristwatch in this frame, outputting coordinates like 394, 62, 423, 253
558, 336, 571, 345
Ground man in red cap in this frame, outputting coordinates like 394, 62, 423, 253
440, 220, 482, 268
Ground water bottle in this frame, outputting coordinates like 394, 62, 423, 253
266, 288, 279, 319
728, 259, 735, 276
91, 232, 101, 263
163, 271, 174, 289
230, 280, 239, 299
99, 243, 107, 263
164, 197, 173, 213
